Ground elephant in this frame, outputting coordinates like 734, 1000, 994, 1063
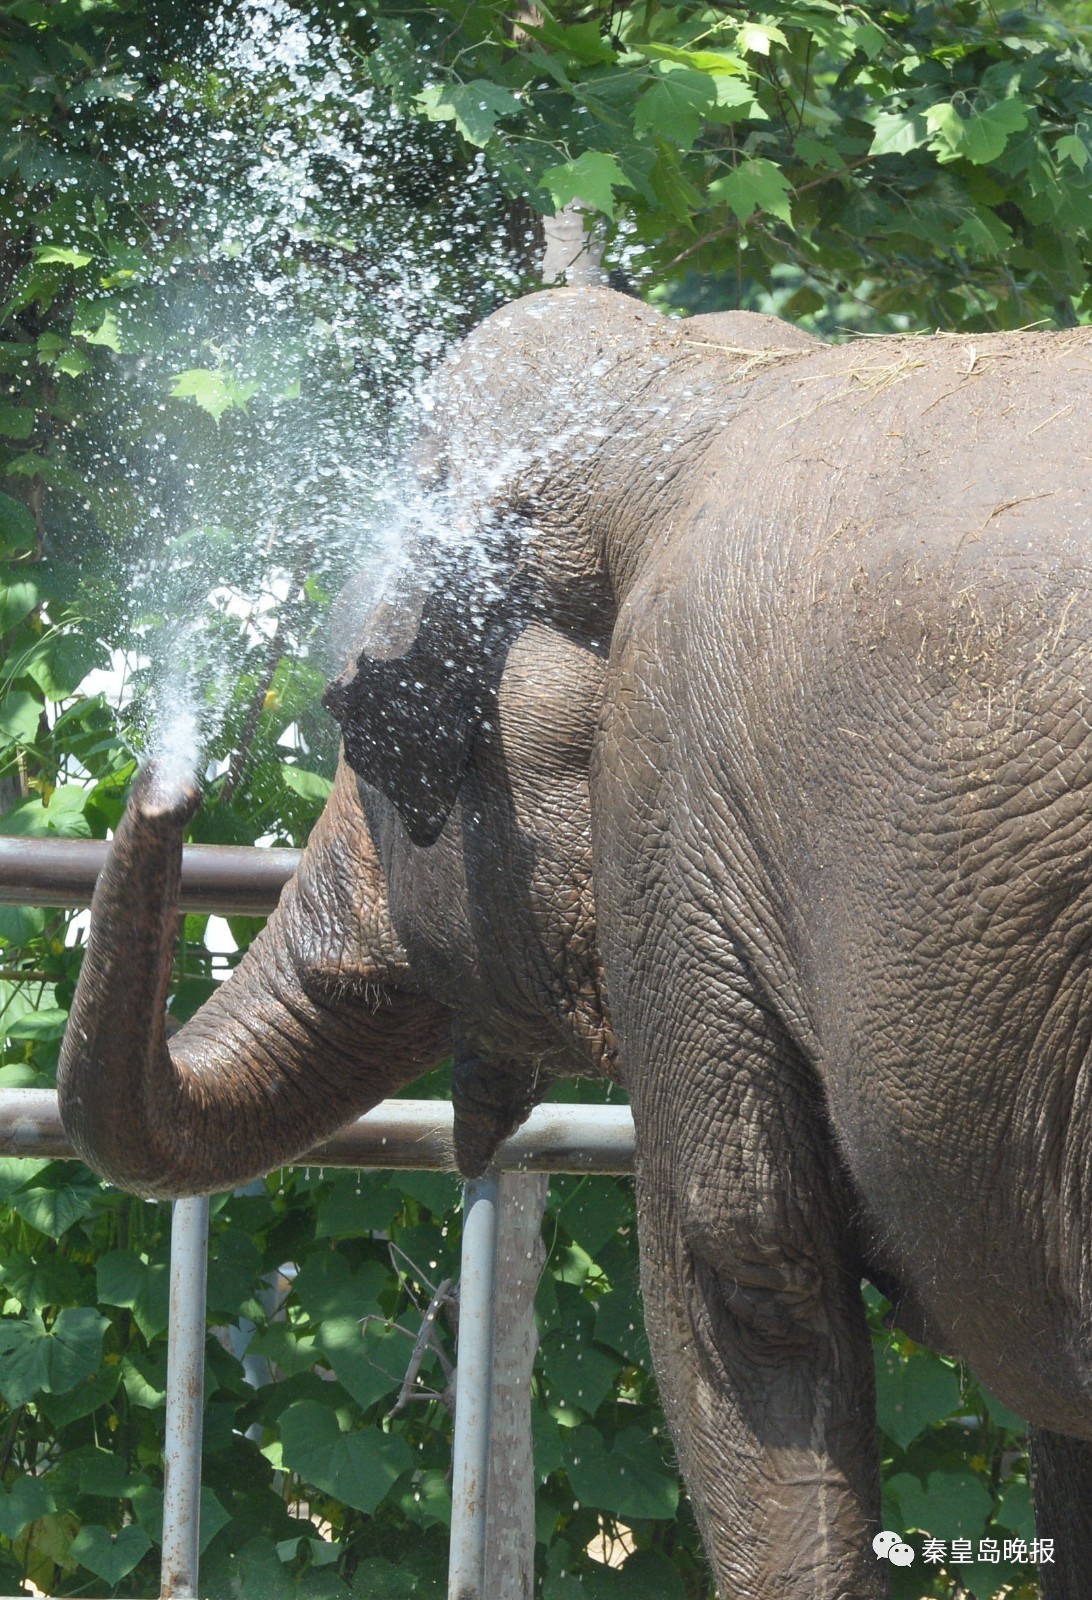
58, 284, 1092, 1599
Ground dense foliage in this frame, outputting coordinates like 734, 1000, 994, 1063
1, 0, 1089, 1594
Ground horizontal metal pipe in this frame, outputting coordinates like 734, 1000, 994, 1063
0, 1091, 635, 1176
0, 837, 299, 916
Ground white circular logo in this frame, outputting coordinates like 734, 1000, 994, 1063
873, 1531, 901, 1559
889, 1542, 915, 1567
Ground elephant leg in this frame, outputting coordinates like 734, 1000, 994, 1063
1029, 1425, 1092, 1596
628, 971, 882, 1600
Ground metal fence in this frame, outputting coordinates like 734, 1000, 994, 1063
0, 838, 637, 1600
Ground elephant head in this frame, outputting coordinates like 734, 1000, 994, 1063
58, 287, 805, 1196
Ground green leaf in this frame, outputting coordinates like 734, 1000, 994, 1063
318, 1314, 405, 1414
0, 1156, 49, 1199
37, 1361, 121, 1426
206, 1226, 260, 1316
874, 1342, 962, 1449
170, 367, 259, 422
0, 1475, 55, 1539
79, 309, 122, 352
23, 632, 109, 698
0, 785, 92, 838
294, 1252, 388, 1325
279, 1400, 414, 1514
0, 688, 43, 745
234, 1533, 349, 1598
0, 908, 43, 940
121, 1348, 167, 1409
247, 1322, 321, 1379
565, 1425, 678, 1520
280, 764, 334, 803
542, 152, 633, 218
315, 1172, 402, 1238
415, 81, 522, 148
996, 1479, 1035, 1541
927, 98, 1029, 165
69, 1523, 151, 1584
709, 157, 793, 225
593, 1279, 650, 1367
887, 1468, 992, 1538
0, 575, 39, 632
553, 1178, 632, 1257
97, 1250, 171, 1340
35, 246, 93, 268
527, 17, 615, 66
870, 107, 930, 157
1057, 131, 1091, 171
5, 1005, 68, 1041
0, 489, 35, 549
635, 68, 718, 152
736, 21, 787, 54
0, 404, 36, 440
0, 1306, 108, 1406
539, 1331, 620, 1418
636, 44, 747, 77
9, 1173, 98, 1237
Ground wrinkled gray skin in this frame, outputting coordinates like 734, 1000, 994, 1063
59, 287, 1092, 1598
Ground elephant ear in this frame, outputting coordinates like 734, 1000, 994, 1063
323, 539, 531, 847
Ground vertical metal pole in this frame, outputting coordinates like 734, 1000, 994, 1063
160, 1195, 209, 1600
448, 1172, 500, 1600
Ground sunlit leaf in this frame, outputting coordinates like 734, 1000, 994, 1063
541, 152, 633, 217
415, 80, 522, 147
279, 1400, 414, 1514
709, 157, 794, 225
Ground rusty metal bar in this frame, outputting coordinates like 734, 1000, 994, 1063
0, 837, 298, 915
0, 1091, 636, 1174
448, 1172, 500, 1600
160, 1197, 210, 1600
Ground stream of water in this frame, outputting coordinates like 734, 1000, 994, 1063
73, 0, 530, 788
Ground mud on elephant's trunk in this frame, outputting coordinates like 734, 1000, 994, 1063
58, 762, 451, 1199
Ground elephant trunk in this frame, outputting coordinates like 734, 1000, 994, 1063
58, 763, 451, 1198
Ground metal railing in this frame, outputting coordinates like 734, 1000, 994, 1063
0, 839, 637, 1600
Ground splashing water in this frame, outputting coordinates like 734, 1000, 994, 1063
63, 0, 532, 784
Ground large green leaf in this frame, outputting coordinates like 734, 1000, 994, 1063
69, 1523, 151, 1584
0, 1306, 108, 1406
96, 1250, 171, 1340
0, 489, 35, 549
293, 1252, 389, 1326
8, 1171, 98, 1237
415, 81, 522, 148
887, 1468, 992, 1538
874, 1342, 962, 1450
0, 575, 39, 633
634, 68, 718, 152
318, 1315, 407, 1414
564, 1425, 679, 1520
539, 1331, 620, 1418
927, 98, 1029, 165
541, 152, 633, 217
0, 1475, 55, 1538
708, 157, 793, 225
279, 1401, 414, 1515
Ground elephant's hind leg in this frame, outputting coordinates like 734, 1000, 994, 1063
628, 967, 884, 1600
1029, 1425, 1092, 1598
